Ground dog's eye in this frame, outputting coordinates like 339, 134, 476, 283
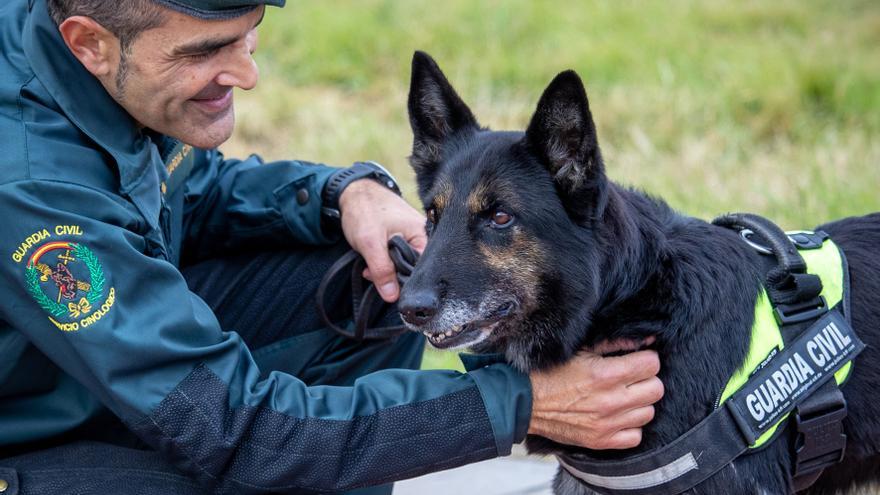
491, 209, 514, 228
426, 208, 438, 225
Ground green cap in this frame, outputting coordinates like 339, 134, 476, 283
152, 0, 285, 19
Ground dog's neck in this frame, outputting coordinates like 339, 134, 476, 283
549, 182, 765, 456
586, 183, 762, 352
592, 186, 668, 313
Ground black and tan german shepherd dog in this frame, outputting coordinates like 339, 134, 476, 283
397, 51, 880, 494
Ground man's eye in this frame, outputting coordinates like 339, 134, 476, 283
188, 49, 218, 62
491, 209, 514, 228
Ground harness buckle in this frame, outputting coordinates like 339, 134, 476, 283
792, 385, 848, 480
774, 296, 827, 325
786, 230, 829, 250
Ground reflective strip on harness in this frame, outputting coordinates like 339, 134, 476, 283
558, 453, 697, 491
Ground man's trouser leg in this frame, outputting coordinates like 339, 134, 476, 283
182, 243, 424, 392
1, 243, 424, 495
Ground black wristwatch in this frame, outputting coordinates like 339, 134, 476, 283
321, 161, 402, 219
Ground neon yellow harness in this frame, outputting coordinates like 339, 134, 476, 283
558, 216, 865, 495
718, 236, 853, 449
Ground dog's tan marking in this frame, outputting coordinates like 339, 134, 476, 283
467, 179, 522, 214
479, 228, 546, 309
431, 178, 453, 213
467, 181, 491, 214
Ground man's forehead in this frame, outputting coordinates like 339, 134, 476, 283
151, 0, 283, 21
161, 6, 264, 56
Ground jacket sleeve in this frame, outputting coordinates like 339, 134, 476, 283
0, 180, 532, 493
181, 149, 340, 260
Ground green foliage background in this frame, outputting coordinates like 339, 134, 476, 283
222, 0, 880, 371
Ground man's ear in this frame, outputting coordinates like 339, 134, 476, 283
407, 51, 479, 195
524, 70, 607, 224
58, 16, 118, 79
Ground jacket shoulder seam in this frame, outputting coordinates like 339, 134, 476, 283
16, 74, 37, 181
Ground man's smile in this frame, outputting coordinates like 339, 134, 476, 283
190, 88, 233, 113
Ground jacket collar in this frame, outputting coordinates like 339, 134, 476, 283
22, 0, 155, 194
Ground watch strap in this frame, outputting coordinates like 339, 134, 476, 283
321, 161, 401, 218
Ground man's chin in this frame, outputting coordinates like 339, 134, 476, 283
170, 110, 235, 149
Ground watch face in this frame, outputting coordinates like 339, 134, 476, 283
365, 161, 398, 183
358, 162, 400, 194
321, 206, 342, 219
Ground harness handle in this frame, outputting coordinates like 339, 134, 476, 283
713, 213, 806, 274
316, 236, 419, 341
713, 213, 823, 308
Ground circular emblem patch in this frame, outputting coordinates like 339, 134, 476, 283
25, 241, 114, 331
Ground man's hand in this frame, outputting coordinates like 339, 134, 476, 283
528, 347, 663, 450
339, 179, 427, 302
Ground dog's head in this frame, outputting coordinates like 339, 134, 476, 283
399, 51, 609, 367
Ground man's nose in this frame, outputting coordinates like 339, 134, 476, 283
398, 289, 440, 326
216, 38, 259, 90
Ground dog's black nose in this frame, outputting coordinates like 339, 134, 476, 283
398, 290, 439, 326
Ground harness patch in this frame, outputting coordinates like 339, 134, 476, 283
16, 231, 115, 332
727, 310, 863, 444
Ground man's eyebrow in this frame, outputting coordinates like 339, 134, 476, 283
172, 10, 264, 57
172, 35, 240, 56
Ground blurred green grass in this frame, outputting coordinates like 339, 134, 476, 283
222, 0, 880, 371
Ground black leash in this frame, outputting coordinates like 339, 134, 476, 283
316, 236, 419, 341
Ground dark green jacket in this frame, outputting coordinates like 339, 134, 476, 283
0, 0, 531, 491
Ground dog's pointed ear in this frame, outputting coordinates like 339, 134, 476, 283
525, 70, 607, 222
408, 51, 479, 189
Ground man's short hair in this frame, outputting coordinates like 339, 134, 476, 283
46, 0, 167, 52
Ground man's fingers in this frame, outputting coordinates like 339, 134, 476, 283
602, 428, 643, 450
609, 405, 656, 432
587, 336, 656, 356
593, 376, 664, 416
627, 375, 665, 400
407, 232, 428, 254
599, 349, 661, 384
604, 376, 665, 416
358, 235, 399, 302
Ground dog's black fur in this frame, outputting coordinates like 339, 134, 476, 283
399, 51, 880, 494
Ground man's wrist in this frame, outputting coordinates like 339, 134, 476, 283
460, 355, 533, 453
321, 161, 401, 220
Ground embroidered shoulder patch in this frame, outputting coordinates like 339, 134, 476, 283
21, 238, 115, 332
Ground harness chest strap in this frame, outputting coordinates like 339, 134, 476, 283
557, 229, 864, 495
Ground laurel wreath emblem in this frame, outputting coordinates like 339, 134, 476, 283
25, 243, 105, 319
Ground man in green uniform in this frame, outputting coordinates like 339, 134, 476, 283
0, 0, 664, 493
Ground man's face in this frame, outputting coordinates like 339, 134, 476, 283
107, 7, 264, 149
